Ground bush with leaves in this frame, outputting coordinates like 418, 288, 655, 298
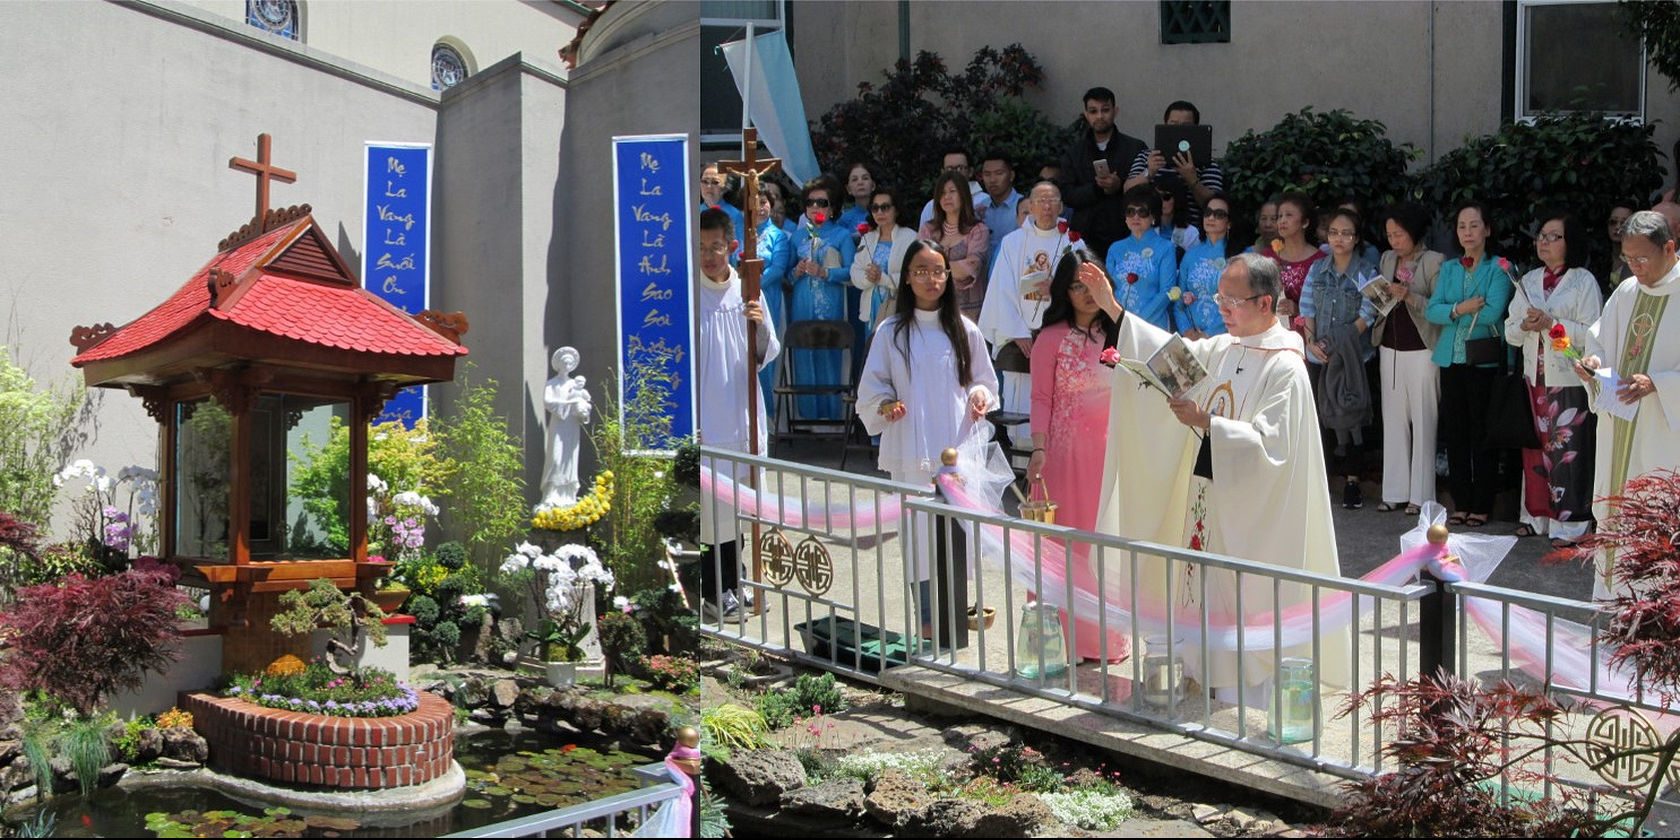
1415, 112, 1663, 269
632, 586, 697, 656
290, 416, 450, 556
0, 347, 84, 529
0, 568, 189, 716
589, 338, 683, 594
597, 609, 645, 689
271, 579, 389, 673
1221, 107, 1418, 227
1618, 1, 1680, 94
433, 369, 527, 567
810, 45, 1064, 210
393, 542, 486, 664
757, 672, 849, 730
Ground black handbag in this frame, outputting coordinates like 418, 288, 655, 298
1478, 288, 1541, 451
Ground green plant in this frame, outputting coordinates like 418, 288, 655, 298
1415, 112, 1663, 270
641, 654, 698, 694
111, 716, 152, 763
18, 718, 53, 798
698, 780, 730, 839
588, 339, 682, 594
831, 749, 946, 786
0, 347, 83, 529
433, 371, 527, 566
226, 662, 417, 717
1619, 1, 1680, 93
700, 703, 768, 754
757, 672, 849, 730
270, 579, 388, 672
810, 45, 1062, 208
1016, 762, 1065, 793
1039, 787, 1136, 831
434, 541, 468, 570
597, 609, 646, 689
1221, 107, 1418, 223
632, 586, 697, 656
290, 416, 449, 556
971, 742, 1047, 784
15, 808, 56, 838
63, 715, 110, 797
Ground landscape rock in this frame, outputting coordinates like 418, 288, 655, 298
1225, 806, 1276, 831
909, 794, 1055, 837
940, 722, 1016, 754
1191, 803, 1229, 825
159, 728, 209, 765
711, 749, 806, 806
0, 758, 32, 793
862, 770, 931, 828
154, 757, 202, 770
490, 679, 521, 708
779, 776, 866, 819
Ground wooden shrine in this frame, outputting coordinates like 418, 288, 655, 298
69, 134, 468, 669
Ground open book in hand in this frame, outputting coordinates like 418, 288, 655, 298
1357, 272, 1402, 318
1118, 334, 1210, 399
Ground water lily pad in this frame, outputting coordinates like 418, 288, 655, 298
462, 799, 493, 809
511, 794, 539, 805
482, 785, 513, 796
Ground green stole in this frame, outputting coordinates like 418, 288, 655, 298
1603, 290, 1671, 586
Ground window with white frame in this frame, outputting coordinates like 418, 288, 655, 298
701, 1, 788, 145
1516, 0, 1645, 120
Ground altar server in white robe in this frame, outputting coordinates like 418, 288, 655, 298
1574, 211, 1680, 601
978, 180, 1073, 446
1088, 252, 1350, 702
696, 208, 780, 623
857, 239, 999, 636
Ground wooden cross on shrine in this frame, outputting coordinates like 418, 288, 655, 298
229, 133, 297, 234
716, 128, 781, 601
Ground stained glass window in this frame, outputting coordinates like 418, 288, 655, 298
246, 0, 300, 41
432, 43, 469, 91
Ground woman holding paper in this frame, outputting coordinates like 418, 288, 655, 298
1504, 210, 1602, 546
1301, 207, 1379, 509
1375, 203, 1445, 515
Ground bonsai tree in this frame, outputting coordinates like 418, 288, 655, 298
271, 578, 389, 673
597, 608, 646, 689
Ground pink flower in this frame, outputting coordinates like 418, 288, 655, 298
1498, 256, 1511, 272
1099, 347, 1121, 368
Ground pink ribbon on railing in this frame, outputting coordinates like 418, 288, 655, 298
700, 464, 906, 532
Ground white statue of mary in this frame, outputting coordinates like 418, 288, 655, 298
537, 346, 592, 511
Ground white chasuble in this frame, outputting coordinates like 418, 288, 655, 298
697, 267, 781, 545
978, 221, 1070, 437
1094, 315, 1350, 690
1585, 262, 1680, 600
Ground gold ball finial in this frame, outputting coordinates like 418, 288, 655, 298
1426, 523, 1450, 545
676, 726, 701, 749
941, 448, 960, 467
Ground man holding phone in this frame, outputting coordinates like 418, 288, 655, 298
1124, 100, 1223, 225
1056, 86, 1146, 261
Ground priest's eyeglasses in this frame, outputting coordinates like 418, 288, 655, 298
699, 243, 732, 255
1213, 291, 1263, 306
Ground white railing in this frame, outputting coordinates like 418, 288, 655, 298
441, 763, 683, 838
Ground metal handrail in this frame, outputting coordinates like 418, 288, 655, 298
442, 763, 683, 839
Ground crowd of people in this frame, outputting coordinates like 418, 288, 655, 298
693, 85, 1680, 622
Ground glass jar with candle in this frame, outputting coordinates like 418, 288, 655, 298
1141, 635, 1184, 711
1013, 602, 1067, 680
1268, 657, 1316, 744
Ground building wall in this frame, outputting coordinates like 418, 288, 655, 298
789, 1, 1678, 182
175, 0, 578, 91
0, 0, 442, 533
555, 1, 701, 476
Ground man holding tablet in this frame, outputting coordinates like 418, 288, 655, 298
1124, 100, 1223, 225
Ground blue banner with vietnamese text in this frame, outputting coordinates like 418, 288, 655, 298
613, 135, 694, 454
362, 142, 432, 427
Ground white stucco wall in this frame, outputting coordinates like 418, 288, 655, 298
174, 0, 578, 91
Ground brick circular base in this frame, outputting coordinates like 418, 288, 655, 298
182, 691, 455, 790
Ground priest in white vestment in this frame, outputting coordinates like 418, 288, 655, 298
978, 181, 1072, 446
696, 208, 780, 622
1575, 211, 1680, 601
1088, 252, 1350, 699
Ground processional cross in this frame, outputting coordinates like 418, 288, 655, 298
229, 133, 297, 234
716, 128, 782, 601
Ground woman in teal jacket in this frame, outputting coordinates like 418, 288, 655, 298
1426, 201, 1516, 527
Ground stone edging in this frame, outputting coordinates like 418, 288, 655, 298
182, 691, 455, 790
117, 762, 467, 816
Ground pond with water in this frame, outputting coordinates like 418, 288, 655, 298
5, 728, 660, 837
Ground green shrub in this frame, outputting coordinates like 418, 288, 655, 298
757, 673, 848, 729
632, 587, 697, 656
62, 716, 110, 797
111, 716, 152, 764
1415, 112, 1663, 269
433, 371, 526, 567
589, 340, 683, 594
434, 541, 468, 570
810, 45, 1064, 208
1618, 1, 1680, 93
0, 347, 83, 529
407, 594, 440, 625
597, 610, 646, 689
700, 703, 768, 754
1222, 107, 1418, 224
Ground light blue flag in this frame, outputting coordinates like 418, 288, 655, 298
719, 29, 820, 186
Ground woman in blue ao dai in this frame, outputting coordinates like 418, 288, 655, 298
789, 175, 857, 420
1103, 184, 1176, 331
1173, 194, 1237, 338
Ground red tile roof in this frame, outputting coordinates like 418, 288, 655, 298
72, 217, 466, 366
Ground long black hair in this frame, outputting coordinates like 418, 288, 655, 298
1038, 249, 1120, 349
1201, 192, 1244, 259
890, 239, 975, 387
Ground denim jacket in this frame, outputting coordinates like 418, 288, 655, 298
1302, 254, 1379, 362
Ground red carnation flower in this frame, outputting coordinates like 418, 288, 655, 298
1548, 322, 1568, 340
1068, 230, 1083, 243
1460, 256, 1475, 269
1126, 272, 1138, 285
812, 211, 827, 226
1057, 219, 1069, 234
856, 222, 871, 235
1099, 347, 1121, 368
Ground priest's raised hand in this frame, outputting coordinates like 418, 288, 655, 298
1076, 260, 1123, 322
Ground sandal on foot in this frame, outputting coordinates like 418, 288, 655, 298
1404, 505, 1421, 517
1465, 514, 1489, 528
1514, 524, 1538, 538
1376, 502, 1401, 513
1447, 512, 1468, 526
1550, 537, 1579, 549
